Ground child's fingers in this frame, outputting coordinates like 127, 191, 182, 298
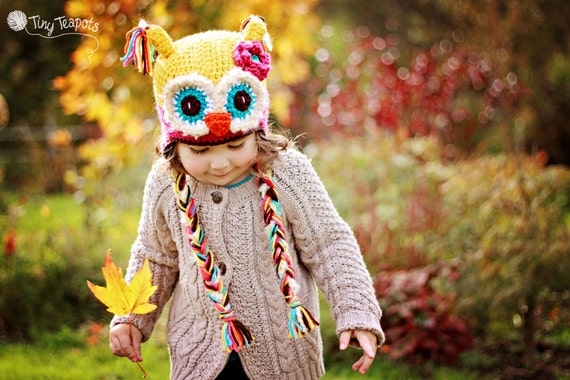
109, 324, 143, 362
353, 330, 377, 359
109, 333, 132, 356
352, 354, 374, 374
109, 335, 128, 357
339, 330, 351, 350
129, 327, 143, 362
341, 330, 378, 374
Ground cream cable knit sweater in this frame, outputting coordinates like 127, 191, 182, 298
112, 148, 384, 379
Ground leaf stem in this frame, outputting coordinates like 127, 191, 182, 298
136, 361, 148, 379
129, 312, 148, 379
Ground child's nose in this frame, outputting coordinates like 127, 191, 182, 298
210, 155, 230, 170
205, 112, 231, 137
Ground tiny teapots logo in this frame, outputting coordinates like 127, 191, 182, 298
7, 9, 99, 62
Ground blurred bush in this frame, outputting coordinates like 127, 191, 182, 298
375, 264, 473, 364
0, 174, 141, 342
442, 153, 570, 360
310, 134, 570, 362
296, 20, 569, 364
309, 134, 448, 271
288, 24, 525, 159
0, 195, 103, 341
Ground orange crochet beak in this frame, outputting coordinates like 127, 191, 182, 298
205, 112, 232, 137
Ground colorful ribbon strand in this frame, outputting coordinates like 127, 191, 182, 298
121, 25, 156, 76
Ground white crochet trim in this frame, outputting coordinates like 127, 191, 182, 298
162, 68, 269, 140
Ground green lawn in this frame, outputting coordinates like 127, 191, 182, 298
0, 295, 479, 380
0, 339, 478, 380
0, 304, 479, 380
0, 339, 170, 380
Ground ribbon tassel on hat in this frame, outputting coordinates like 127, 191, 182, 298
288, 299, 320, 338
121, 21, 156, 76
259, 174, 319, 338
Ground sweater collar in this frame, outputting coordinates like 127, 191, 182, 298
225, 173, 254, 189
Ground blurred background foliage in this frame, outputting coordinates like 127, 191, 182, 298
1, 0, 569, 378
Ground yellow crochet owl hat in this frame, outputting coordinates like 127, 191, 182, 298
121, 16, 272, 149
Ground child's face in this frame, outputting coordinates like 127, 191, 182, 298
177, 133, 258, 187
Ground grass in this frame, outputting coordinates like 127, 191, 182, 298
0, 302, 479, 380
0, 335, 478, 380
0, 288, 480, 379
0, 339, 170, 380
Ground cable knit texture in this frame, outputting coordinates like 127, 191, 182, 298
111, 148, 384, 379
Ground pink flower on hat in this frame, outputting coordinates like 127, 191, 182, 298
233, 40, 271, 81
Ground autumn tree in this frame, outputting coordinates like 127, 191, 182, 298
320, 0, 570, 165
0, 0, 78, 126
0, 0, 80, 190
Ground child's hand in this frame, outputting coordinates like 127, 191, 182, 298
109, 323, 143, 363
339, 329, 378, 375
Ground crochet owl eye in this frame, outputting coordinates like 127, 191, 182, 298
226, 83, 256, 119
175, 87, 209, 124
217, 68, 270, 135
233, 41, 271, 81
162, 75, 215, 138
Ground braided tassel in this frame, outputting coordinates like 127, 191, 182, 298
174, 172, 253, 352
259, 175, 319, 338
121, 21, 156, 75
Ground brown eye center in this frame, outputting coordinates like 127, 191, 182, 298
234, 90, 251, 112
181, 95, 202, 116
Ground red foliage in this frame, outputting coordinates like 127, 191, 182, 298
4, 230, 16, 257
288, 27, 527, 152
374, 264, 474, 364
85, 322, 105, 346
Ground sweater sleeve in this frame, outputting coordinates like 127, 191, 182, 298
111, 160, 180, 342
275, 149, 385, 346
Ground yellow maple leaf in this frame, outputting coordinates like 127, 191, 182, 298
87, 250, 157, 316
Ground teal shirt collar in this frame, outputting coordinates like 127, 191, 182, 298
225, 173, 254, 189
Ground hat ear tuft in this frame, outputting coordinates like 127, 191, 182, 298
146, 24, 175, 57
240, 15, 272, 52
121, 20, 174, 76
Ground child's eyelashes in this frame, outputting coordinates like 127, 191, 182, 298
186, 141, 246, 155
228, 142, 246, 150
190, 147, 209, 155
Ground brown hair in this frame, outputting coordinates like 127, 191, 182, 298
160, 129, 295, 177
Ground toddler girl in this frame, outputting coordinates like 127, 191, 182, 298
110, 15, 384, 380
